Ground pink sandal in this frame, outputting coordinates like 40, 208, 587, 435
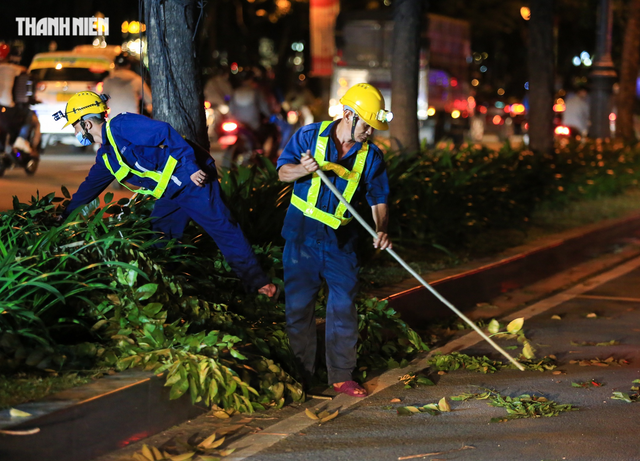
333, 381, 368, 397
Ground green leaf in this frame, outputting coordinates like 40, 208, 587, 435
522, 341, 536, 360
487, 319, 500, 334
135, 283, 158, 301
169, 376, 190, 400
61, 185, 71, 199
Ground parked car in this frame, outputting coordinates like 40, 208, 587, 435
28, 52, 113, 149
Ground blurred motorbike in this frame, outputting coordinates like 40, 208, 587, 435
0, 135, 39, 177
218, 117, 279, 169
0, 72, 41, 177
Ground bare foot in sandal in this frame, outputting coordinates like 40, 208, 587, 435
333, 380, 367, 397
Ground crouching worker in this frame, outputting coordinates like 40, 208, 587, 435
277, 83, 393, 397
54, 91, 276, 297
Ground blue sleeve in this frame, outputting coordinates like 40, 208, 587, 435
276, 124, 317, 169
112, 114, 200, 177
62, 153, 114, 218
363, 146, 389, 207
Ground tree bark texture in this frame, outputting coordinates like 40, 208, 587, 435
527, 0, 555, 154
390, 0, 424, 154
617, 0, 640, 142
144, 0, 208, 150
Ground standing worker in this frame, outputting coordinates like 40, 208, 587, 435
102, 52, 152, 117
277, 83, 393, 397
53, 91, 276, 297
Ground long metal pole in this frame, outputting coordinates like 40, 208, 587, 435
314, 168, 525, 371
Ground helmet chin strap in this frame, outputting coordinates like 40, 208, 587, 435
350, 113, 359, 142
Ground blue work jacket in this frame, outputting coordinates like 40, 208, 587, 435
63, 113, 202, 217
277, 121, 389, 252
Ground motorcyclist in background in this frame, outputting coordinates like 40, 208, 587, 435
102, 52, 152, 118
224, 69, 276, 167
0, 43, 40, 161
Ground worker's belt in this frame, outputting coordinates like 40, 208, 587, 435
103, 116, 178, 199
290, 120, 368, 229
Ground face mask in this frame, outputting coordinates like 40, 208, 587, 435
76, 127, 94, 146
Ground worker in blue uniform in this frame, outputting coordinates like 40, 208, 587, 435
277, 83, 393, 397
53, 91, 276, 297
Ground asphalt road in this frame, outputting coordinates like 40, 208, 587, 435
250, 260, 640, 461
0, 147, 131, 212
0, 146, 226, 212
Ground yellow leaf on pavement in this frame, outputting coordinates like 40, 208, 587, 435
319, 409, 339, 423
169, 453, 195, 461
506, 318, 524, 334
305, 408, 319, 420
438, 397, 451, 412
198, 432, 217, 449
9, 408, 31, 418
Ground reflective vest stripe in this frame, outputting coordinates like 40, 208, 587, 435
290, 121, 368, 230
104, 117, 179, 199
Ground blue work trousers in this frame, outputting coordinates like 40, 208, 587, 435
151, 178, 269, 292
283, 240, 359, 385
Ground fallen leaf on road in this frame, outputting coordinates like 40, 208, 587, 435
586, 313, 598, 318
550, 314, 562, 320
552, 371, 564, 375
398, 445, 475, 460
438, 397, 451, 412
390, 398, 401, 403
9, 408, 31, 418
437, 371, 446, 375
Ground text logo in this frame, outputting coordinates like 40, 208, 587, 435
16, 17, 109, 36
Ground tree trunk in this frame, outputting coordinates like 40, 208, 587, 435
144, 0, 208, 150
527, 0, 555, 153
617, 0, 640, 142
390, 0, 424, 154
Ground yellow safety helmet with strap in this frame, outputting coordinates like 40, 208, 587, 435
339, 83, 393, 131
53, 91, 109, 127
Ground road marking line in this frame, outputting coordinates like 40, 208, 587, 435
226, 254, 640, 461
575, 294, 640, 303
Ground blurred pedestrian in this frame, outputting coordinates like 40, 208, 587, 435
277, 83, 393, 397
563, 87, 590, 136
53, 91, 276, 298
102, 52, 152, 118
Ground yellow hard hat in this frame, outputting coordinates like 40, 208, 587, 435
339, 83, 393, 131
53, 91, 109, 128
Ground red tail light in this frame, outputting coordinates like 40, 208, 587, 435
222, 121, 238, 132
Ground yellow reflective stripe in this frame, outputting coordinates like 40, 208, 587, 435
306, 121, 332, 207
335, 142, 368, 219
289, 120, 368, 228
290, 193, 342, 229
104, 118, 179, 199
320, 162, 360, 181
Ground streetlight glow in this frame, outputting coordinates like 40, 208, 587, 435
520, 7, 531, 20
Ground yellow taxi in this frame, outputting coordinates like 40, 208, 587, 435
28, 52, 113, 148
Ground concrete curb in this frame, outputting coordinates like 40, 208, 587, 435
381, 212, 640, 326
